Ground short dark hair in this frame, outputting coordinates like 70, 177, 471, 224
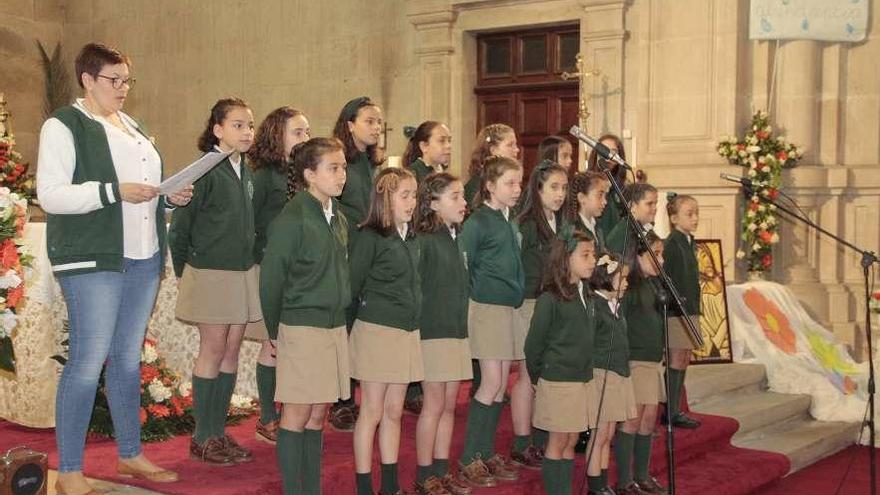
75, 43, 130, 89
287, 137, 345, 198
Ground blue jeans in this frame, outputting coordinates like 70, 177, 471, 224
55, 253, 161, 472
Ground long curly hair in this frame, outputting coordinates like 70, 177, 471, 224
332, 97, 384, 167
541, 230, 594, 301
566, 171, 608, 222
469, 124, 514, 180
415, 172, 461, 234
248, 106, 305, 171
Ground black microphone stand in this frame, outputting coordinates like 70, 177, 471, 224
741, 182, 878, 495
656, 282, 676, 494
589, 155, 704, 495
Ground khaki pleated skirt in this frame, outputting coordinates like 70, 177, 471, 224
176, 264, 262, 325
630, 360, 667, 405
533, 378, 594, 432
667, 315, 700, 350
276, 325, 350, 404
468, 300, 520, 360
512, 298, 536, 361
349, 320, 424, 383
421, 338, 474, 382
587, 369, 638, 424
244, 265, 270, 340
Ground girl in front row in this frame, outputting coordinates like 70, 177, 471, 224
458, 156, 524, 487
260, 138, 351, 495
586, 252, 637, 495
350, 168, 423, 495
524, 229, 597, 495
413, 172, 473, 495
170, 97, 260, 466
615, 231, 669, 495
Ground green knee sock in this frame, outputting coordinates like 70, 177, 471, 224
614, 430, 636, 487
559, 459, 574, 494
512, 434, 530, 454
213, 371, 237, 437
587, 475, 604, 492
542, 458, 562, 494
355, 472, 372, 495
633, 433, 654, 481
277, 429, 304, 495
531, 428, 549, 450
191, 375, 215, 444
433, 458, 450, 477
303, 428, 323, 495
460, 398, 491, 464
406, 382, 422, 401
380, 462, 399, 494
481, 401, 504, 459
600, 469, 608, 488
256, 363, 278, 424
667, 369, 685, 417
416, 464, 433, 484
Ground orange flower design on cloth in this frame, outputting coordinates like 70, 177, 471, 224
743, 288, 797, 354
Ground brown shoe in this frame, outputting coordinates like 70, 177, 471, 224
190, 437, 235, 466
636, 477, 668, 495
457, 457, 497, 488
510, 445, 542, 470
220, 434, 253, 463
255, 419, 279, 444
414, 476, 451, 495
328, 402, 358, 432
440, 473, 472, 495
117, 461, 179, 483
485, 453, 518, 481
618, 481, 651, 495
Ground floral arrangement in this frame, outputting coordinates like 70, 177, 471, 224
0, 187, 33, 373
0, 135, 36, 205
54, 337, 257, 442
717, 110, 802, 273
870, 291, 880, 314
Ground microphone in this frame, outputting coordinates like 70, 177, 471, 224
569, 126, 631, 170
719, 173, 753, 186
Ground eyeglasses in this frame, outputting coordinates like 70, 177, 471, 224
96, 74, 136, 89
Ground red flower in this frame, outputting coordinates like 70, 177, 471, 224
756, 130, 769, 140
141, 365, 160, 384
777, 151, 788, 161
872, 292, 880, 301
148, 404, 171, 418
767, 188, 779, 200
139, 408, 148, 425
170, 396, 186, 415
0, 240, 19, 269
761, 254, 773, 268
6, 284, 23, 308
749, 201, 760, 212
759, 231, 773, 244
755, 161, 765, 171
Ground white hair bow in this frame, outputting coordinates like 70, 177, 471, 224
597, 254, 619, 275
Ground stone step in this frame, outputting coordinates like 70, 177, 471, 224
685, 363, 767, 405
733, 417, 861, 473
691, 389, 813, 436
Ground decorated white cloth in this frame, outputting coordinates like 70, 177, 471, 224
729, 280, 871, 443
0, 222, 259, 428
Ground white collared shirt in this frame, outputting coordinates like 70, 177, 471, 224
548, 215, 557, 234
322, 201, 333, 225
398, 223, 409, 241
37, 99, 161, 259
579, 213, 598, 239
215, 145, 241, 178
594, 290, 619, 315
577, 280, 586, 308
485, 202, 510, 221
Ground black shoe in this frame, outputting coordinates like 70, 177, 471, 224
671, 412, 701, 429
575, 430, 591, 453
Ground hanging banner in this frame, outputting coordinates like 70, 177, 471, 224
750, 0, 869, 42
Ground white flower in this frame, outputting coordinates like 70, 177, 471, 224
748, 169, 757, 178
748, 223, 758, 231
735, 250, 746, 259
230, 394, 253, 409
148, 378, 172, 402
752, 242, 762, 251
767, 216, 777, 226
0, 309, 17, 337
747, 145, 761, 153
770, 233, 780, 244
758, 204, 767, 212
769, 204, 777, 211
178, 381, 192, 397
0, 269, 21, 290
746, 210, 755, 219
141, 344, 158, 364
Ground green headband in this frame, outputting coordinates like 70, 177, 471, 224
403, 125, 417, 139
559, 224, 580, 254
340, 96, 371, 122
667, 191, 678, 201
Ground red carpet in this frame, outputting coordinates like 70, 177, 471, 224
0, 382, 790, 495
755, 445, 880, 495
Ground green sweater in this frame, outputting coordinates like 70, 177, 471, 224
664, 229, 701, 316
419, 226, 469, 340
606, 218, 651, 258
459, 205, 525, 308
259, 192, 351, 339
597, 192, 623, 239
409, 158, 438, 184
622, 277, 665, 362
46, 106, 167, 276
519, 215, 560, 299
464, 176, 480, 207
169, 154, 256, 278
251, 163, 288, 263
592, 295, 630, 377
572, 214, 605, 252
338, 151, 373, 227
349, 226, 422, 331
524, 288, 596, 384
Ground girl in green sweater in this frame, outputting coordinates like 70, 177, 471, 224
464, 124, 519, 207
510, 159, 569, 468
403, 121, 452, 184
246, 106, 311, 444
615, 231, 669, 495
413, 172, 473, 495
567, 171, 610, 252
524, 228, 598, 495
349, 167, 423, 495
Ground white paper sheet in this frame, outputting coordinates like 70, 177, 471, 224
159, 151, 231, 195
